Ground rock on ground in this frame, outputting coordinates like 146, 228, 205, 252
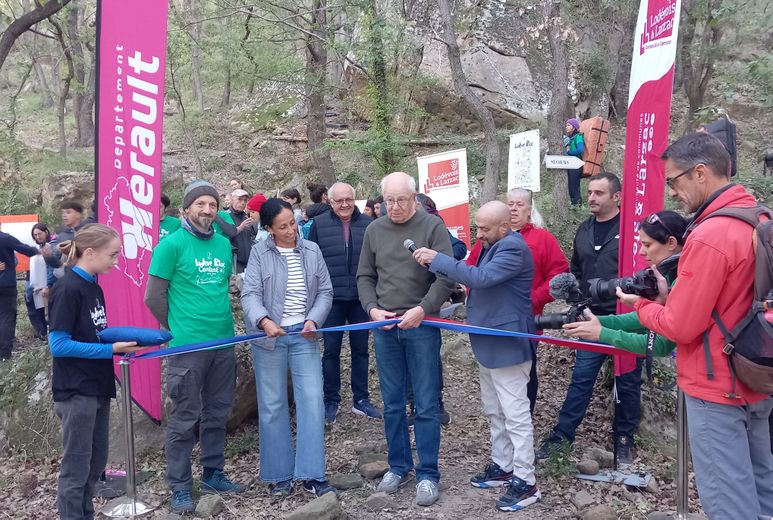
328, 473, 363, 490
359, 460, 389, 479
576, 459, 600, 475
195, 494, 224, 517
581, 504, 617, 520
365, 492, 397, 511
585, 447, 615, 469
284, 492, 342, 520
571, 489, 595, 510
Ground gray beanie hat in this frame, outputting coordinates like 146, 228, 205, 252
183, 180, 220, 209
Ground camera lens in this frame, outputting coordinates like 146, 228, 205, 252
534, 313, 570, 330
588, 278, 620, 302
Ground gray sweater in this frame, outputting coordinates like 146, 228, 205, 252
357, 210, 455, 316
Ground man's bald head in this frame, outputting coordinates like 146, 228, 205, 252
474, 201, 511, 249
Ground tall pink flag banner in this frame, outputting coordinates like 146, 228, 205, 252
96, 0, 169, 422
617, 0, 680, 375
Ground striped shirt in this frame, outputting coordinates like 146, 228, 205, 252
277, 246, 307, 324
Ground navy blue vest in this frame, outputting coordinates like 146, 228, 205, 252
309, 208, 372, 300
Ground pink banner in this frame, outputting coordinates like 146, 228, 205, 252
617, 0, 680, 375
95, 0, 169, 422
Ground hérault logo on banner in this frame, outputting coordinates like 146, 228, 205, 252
640, 0, 677, 54
423, 158, 461, 193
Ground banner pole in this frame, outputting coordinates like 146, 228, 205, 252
676, 389, 689, 519
102, 358, 154, 517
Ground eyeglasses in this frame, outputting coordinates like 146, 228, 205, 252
331, 198, 354, 206
645, 213, 677, 238
665, 166, 695, 189
384, 196, 413, 208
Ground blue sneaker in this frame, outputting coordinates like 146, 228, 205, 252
496, 477, 541, 511
302, 479, 337, 497
201, 469, 246, 494
170, 489, 195, 513
325, 402, 339, 425
470, 462, 512, 488
352, 399, 382, 419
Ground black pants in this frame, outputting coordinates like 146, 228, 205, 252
0, 286, 17, 359
527, 356, 538, 414
24, 286, 47, 337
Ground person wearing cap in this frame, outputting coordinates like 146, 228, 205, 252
247, 193, 270, 243
227, 189, 257, 273
145, 180, 246, 513
564, 118, 585, 206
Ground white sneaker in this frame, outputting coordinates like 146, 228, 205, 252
377, 471, 410, 494
416, 479, 439, 506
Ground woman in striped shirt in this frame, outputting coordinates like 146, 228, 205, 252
241, 198, 335, 498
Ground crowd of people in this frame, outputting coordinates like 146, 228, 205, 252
0, 131, 771, 519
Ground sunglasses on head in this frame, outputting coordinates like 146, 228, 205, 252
645, 213, 677, 238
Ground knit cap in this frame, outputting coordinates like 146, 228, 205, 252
566, 118, 580, 130
183, 180, 220, 209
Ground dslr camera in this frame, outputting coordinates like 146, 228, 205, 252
534, 274, 592, 330
587, 254, 681, 302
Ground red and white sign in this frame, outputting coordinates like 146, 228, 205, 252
95, 0, 169, 422
0, 214, 38, 273
417, 149, 471, 249
617, 0, 680, 375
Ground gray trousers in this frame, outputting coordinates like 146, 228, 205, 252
165, 348, 236, 492
685, 395, 773, 520
55, 395, 111, 520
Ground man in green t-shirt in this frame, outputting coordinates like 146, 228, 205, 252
158, 193, 181, 241
145, 180, 245, 513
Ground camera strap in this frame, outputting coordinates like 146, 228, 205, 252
645, 331, 655, 380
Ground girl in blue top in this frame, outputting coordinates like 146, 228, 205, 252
48, 223, 144, 520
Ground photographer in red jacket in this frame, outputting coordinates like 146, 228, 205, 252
620, 132, 772, 519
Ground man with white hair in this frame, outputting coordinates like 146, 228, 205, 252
308, 182, 380, 424
357, 172, 455, 506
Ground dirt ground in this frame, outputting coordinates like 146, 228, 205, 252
1, 325, 703, 519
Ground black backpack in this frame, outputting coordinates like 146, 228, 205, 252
701, 204, 773, 396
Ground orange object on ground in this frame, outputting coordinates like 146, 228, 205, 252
580, 116, 610, 177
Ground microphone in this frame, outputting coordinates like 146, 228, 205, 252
403, 239, 417, 253
549, 272, 581, 300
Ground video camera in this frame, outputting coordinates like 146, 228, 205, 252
534, 273, 592, 330
587, 254, 681, 302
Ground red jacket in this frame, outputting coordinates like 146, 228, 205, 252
635, 184, 768, 405
467, 223, 569, 317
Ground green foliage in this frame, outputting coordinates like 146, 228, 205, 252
539, 440, 575, 479
739, 175, 773, 206
576, 48, 611, 98
746, 56, 773, 108
224, 429, 258, 458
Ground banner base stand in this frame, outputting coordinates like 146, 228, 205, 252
101, 496, 155, 518
576, 470, 651, 488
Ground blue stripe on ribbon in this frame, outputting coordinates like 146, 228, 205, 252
131, 317, 637, 361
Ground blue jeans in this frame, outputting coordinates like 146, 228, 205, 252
568, 167, 583, 205
252, 323, 326, 482
374, 326, 441, 482
322, 300, 370, 405
552, 350, 642, 444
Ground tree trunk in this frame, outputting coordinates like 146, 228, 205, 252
680, 0, 723, 132
367, 2, 397, 176
0, 0, 71, 72
221, 63, 231, 107
437, 0, 500, 204
305, 0, 336, 186
51, 17, 73, 157
546, 0, 572, 220
67, 0, 93, 146
33, 57, 55, 108
186, 0, 204, 112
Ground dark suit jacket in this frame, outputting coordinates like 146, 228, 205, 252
429, 229, 535, 368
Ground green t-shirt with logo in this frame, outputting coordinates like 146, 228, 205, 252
159, 216, 181, 241
148, 229, 234, 347
212, 210, 235, 238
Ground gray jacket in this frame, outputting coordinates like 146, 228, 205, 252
241, 236, 333, 334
